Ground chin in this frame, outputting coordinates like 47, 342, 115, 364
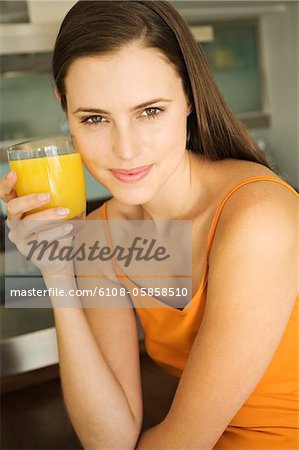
112, 187, 155, 206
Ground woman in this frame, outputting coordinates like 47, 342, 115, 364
1, 1, 298, 448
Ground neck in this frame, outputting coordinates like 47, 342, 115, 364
140, 151, 211, 221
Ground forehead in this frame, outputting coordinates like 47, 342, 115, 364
65, 43, 184, 106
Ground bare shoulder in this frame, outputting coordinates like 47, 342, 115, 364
207, 159, 298, 259
214, 158, 297, 220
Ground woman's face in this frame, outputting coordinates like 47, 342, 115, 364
64, 42, 191, 205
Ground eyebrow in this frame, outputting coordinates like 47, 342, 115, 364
72, 98, 173, 115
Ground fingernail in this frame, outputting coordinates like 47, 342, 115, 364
37, 193, 50, 202
7, 171, 15, 179
56, 207, 69, 216
64, 224, 73, 233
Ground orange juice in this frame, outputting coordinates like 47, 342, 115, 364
9, 152, 86, 219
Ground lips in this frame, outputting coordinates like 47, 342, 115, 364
110, 165, 153, 183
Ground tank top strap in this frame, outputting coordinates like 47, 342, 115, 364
100, 202, 127, 278
101, 201, 108, 221
205, 176, 298, 261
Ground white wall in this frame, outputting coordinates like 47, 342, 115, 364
255, 2, 298, 187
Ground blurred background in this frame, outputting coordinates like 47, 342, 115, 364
1, 1, 298, 448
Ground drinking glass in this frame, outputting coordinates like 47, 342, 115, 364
7, 135, 86, 220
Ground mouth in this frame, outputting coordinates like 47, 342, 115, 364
109, 164, 153, 184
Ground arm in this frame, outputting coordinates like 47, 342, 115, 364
43, 213, 143, 449
54, 307, 142, 449
136, 189, 298, 449
0, 173, 142, 448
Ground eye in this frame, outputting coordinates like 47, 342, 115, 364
141, 107, 163, 119
80, 115, 105, 125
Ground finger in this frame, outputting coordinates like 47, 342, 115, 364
7, 193, 51, 220
9, 222, 74, 262
0, 171, 17, 202
7, 205, 71, 238
34, 222, 74, 243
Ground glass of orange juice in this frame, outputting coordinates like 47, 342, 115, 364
7, 135, 86, 220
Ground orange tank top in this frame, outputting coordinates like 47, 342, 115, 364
101, 176, 299, 449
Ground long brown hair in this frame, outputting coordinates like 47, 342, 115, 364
52, 0, 270, 168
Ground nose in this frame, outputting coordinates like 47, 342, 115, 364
112, 124, 142, 161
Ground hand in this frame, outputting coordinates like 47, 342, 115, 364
1, 171, 75, 276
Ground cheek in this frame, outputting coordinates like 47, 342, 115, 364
69, 119, 109, 165
154, 111, 188, 157
69, 133, 108, 185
